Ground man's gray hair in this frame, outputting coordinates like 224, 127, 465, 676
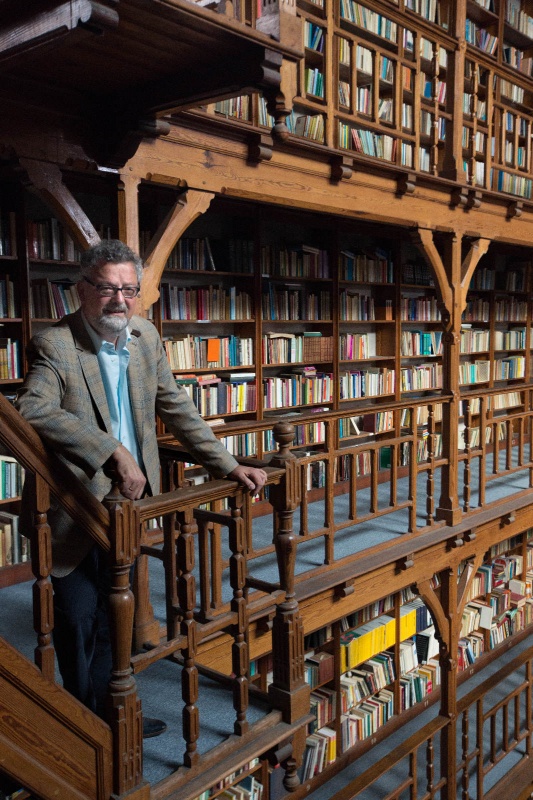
79, 240, 144, 283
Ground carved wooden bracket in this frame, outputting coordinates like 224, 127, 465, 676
507, 200, 523, 219
463, 529, 477, 542
450, 187, 482, 210
257, 611, 275, 632
330, 155, 353, 183
450, 187, 468, 208
396, 554, 415, 572
465, 189, 482, 209
248, 132, 274, 163
334, 580, 355, 598
396, 171, 416, 196
18, 158, 99, 251
500, 512, 516, 528
447, 535, 464, 549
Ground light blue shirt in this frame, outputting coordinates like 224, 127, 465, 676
82, 313, 142, 467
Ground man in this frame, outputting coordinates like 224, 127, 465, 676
15, 240, 267, 736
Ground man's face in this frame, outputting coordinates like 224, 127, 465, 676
77, 261, 139, 342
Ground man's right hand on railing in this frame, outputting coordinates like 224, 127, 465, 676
108, 444, 147, 500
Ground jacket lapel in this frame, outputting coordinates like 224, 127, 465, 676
127, 325, 145, 444
67, 310, 114, 433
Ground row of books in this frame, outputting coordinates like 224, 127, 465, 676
199, 775, 263, 800
286, 111, 325, 143
0, 210, 15, 257
463, 298, 490, 322
0, 455, 25, 499
259, 244, 330, 279
309, 687, 336, 732
261, 287, 332, 321
177, 375, 257, 416
0, 275, 18, 318
301, 727, 336, 780
160, 284, 253, 321
494, 299, 528, 321
339, 367, 395, 400
263, 373, 334, 409
164, 335, 254, 371
339, 249, 393, 284
0, 511, 28, 568
339, 291, 388, 321
400, 295, 440, 322
400, 330, 442, 357
460, 327, 491, 353
213, 95, 251, 121
305, 67, 324, 99
263, 418, 326, 451
400, 363, 442, 392
164, 237, 255, 274
30, 279, 80, 319
0, 339, 20, 380
339, 331, 380, 361
26, 218, 83, 262
262, 333, 333, 364
340, 689, 394, 748
339, 0, 398, 43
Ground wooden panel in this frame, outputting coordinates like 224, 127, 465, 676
0, 638, 112, 800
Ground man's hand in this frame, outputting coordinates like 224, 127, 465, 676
227, 465, 268, 496
109, 444, 146, 500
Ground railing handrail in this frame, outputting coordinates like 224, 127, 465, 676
0, 394, 110, 551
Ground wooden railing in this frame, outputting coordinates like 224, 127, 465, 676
0, 395, 312, 799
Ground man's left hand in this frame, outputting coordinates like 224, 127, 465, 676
227, 465, 268, 496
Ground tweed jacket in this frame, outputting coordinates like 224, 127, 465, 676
15, 309, 239, 576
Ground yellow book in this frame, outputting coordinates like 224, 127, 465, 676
399, 606, 417, 641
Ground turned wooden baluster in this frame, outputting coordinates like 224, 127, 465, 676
228, 491, 249, 735
103, 482, 147, 799
31, 474, 55, 681
268, 422, 309, 791
175, 506, 200, 767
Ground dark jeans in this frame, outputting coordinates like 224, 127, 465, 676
51, 545, 113, 719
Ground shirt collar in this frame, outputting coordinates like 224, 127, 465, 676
81, 311, 131, 352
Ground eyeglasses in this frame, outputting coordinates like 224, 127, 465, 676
83, 277, 140, 298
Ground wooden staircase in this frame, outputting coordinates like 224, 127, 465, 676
0, 637, 113, 800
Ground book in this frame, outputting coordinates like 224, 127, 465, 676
0, 511, 19, 565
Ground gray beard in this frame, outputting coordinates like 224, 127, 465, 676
90, 304, 129, 337
96, 314, 129, 335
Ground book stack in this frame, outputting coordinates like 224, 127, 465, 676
0, 339, 20, 380
0, 512, 28, 567
304, 651, 335, 688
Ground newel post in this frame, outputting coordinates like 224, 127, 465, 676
268, 423, 310, 790
103, 483, 149, 800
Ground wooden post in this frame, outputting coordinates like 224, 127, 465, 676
30, 474, 55, 682
175, 507, 200, 768
438, 567, 458, 800
228, 491, 250, 736
267, 423, 310, 724
103, 483, 149, 800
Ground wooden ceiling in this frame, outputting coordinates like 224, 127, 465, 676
0, 0, 302, 166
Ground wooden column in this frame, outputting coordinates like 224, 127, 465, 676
436, 232, 463, 525
440, 2, 467, 182
103, 484, 149, 800
117, 172, 141, 253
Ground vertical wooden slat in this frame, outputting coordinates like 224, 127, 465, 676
176, 507, 200, 768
